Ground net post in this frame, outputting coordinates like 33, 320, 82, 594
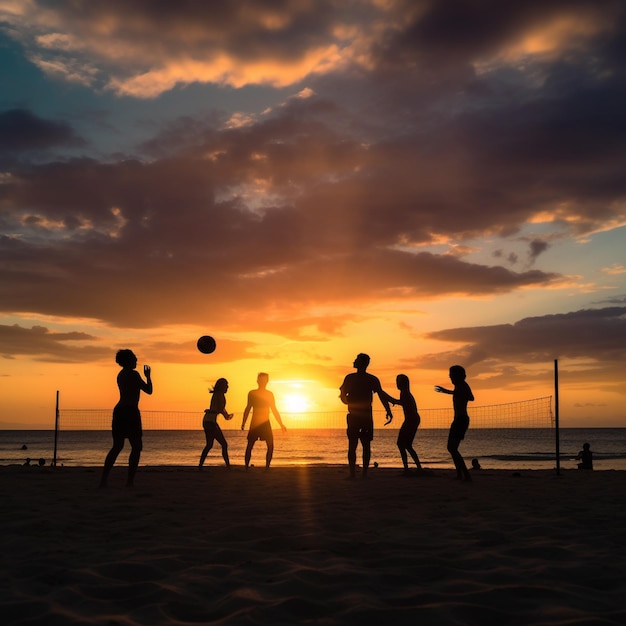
53, 390, 60, 467
554, 360, 560, 476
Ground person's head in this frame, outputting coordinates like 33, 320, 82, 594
116, 349, 137, 369
353, 353, 370, 370
257, 372, 269, 388
211, 378, 229, 394
471, 458, 481, 470
396, 374, 410, 391
449, 365, 466, 384
582, 442, 590, 450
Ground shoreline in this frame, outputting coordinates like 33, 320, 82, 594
4, 426, 625, 472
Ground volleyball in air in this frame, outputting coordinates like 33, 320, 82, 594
197, 335, 216, 354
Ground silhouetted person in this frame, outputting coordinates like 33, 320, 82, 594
100, 349, 153, 487
38, 458, 45, 466
199, 377, 233, 469
23, 457, 31, 466
387, 374, 422, 473
435, 365, 474, 482
340, 353, 393, 478
576, 442, 593, 470
471, 458, 481, 470
241, 373, 286, 469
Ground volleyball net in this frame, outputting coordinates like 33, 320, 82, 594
57, 396, 553, 431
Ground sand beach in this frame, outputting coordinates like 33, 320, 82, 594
2, 464, 625, 625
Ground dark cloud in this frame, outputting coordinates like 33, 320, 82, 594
528, 239, 549, 264
417, 307, 626, 369
0, 109, 85, 154
0, 323, 108, 363
0, 124, 561, 330
0, 0, 624, 343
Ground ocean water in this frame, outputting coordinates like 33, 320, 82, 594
2, 427, 626, 471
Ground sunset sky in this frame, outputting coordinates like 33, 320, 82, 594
1, 0, 625, 429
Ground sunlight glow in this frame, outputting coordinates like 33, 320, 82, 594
282, 393, 311, 414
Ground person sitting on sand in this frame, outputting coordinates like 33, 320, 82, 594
241, 373, 286, 469
386, 374, 422, 474
340, 353, 393, 479
199, 378, 233, 469
576, 442, 593, 470
435, 365, 474, 482
100, 349, 153, 488
471, 458, 482, 470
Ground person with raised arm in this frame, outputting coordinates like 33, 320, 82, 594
100, 349, 153, 487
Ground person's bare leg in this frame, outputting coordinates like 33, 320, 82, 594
126, 435, 142, 487
100, 436, 124, 487
398, 444, 409, 470
448, 437, 471, 481
199, 429, 214, 468
362, 438, 371, 478
348, 437, 358, 478
265, 441, 274, 468
245, 441, 254, 469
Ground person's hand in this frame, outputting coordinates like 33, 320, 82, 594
225, 413, 233, 420
434, 385, 444, 393
384, 413, 393, 426
241, 422, 245, 430
144, 365, 151, 377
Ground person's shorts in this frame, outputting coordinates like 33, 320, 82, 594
112, 405, 142, 440
397, 418, 419, 447
203, 420, 218, 435
203, 409, 219, 428
346, 412, 374, 441
248, 421, 273, 442
448, 417, 469, 441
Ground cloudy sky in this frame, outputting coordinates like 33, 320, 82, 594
1, 0, 625, 428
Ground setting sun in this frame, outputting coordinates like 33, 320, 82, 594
282, 393, 311, 413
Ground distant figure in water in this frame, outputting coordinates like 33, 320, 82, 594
471, 458, 482, 471
387, 374, 422, 474
23, 457, 31, 466
435, 365, 474, 482
576, 442, 593, 470
199, 378, 233, 469
340, 353, 393, 479
241, 373, 286, 469
100, 349, 153, 488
